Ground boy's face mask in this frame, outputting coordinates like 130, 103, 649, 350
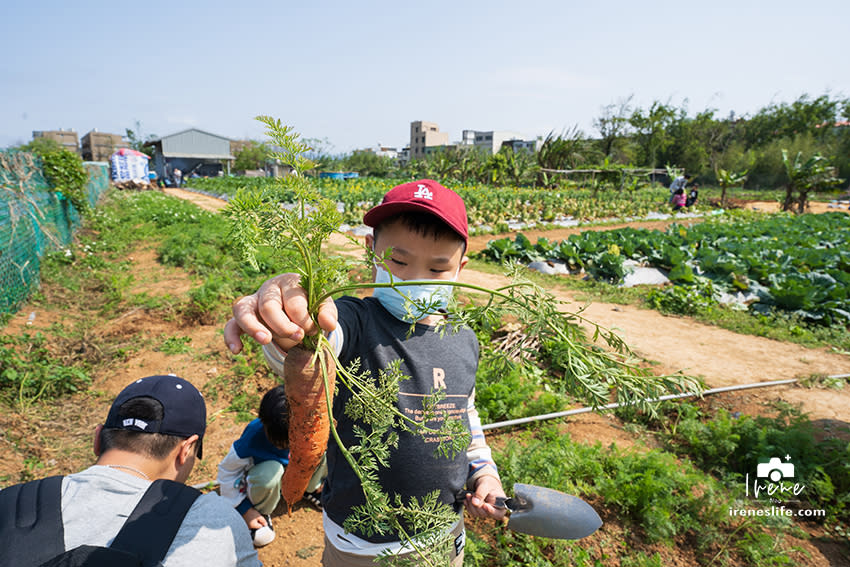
372, 265, 458, 323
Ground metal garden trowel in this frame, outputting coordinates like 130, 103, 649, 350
457, 483, 602, 540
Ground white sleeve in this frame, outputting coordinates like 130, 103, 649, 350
465, 388, 500, 485
261, 342, 287, 377
261, 328, 344, 377
216, 444, 253, 509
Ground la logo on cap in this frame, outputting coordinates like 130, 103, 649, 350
413, 184, 433, 200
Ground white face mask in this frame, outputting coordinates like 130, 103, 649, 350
372, 265, 458, 323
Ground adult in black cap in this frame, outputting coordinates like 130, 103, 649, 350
0, 375, 261, 567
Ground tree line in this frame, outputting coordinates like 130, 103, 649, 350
227, 93, 850, 191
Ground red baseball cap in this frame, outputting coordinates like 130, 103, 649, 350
363, 179, 468, 242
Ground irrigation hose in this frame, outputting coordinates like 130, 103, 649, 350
481, 373, 850, 431
192, 373, 849, 490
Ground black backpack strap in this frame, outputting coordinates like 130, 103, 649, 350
108, 479, 201, 567
0, 475, 66, 567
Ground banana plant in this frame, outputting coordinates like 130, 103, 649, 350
715, 167, 748, 207
781, 150, 843, 214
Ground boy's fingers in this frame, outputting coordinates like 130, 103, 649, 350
229, 294, 272, 344
316, 297, 338, 334
278, 284, 312, 340
223, 318, 246, 354
256, 274, 308, 341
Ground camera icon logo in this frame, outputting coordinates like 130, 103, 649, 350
756, 457, 795, 483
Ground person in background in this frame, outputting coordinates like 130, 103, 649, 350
672, 188, 687, 210
669, 173, 691, 203
686, 184, 699, 207
217, 385, 327, 548
0, 374, 261, 567
173, 168, 183, 188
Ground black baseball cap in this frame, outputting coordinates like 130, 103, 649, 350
104, 375, 207, 458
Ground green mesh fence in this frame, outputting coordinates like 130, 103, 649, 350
0, 151, 109, 314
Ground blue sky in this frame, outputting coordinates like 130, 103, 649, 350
2, 0, 847, 154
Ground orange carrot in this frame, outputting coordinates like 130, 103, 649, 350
281, 344, 333, 514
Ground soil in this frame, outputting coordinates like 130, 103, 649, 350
1, 187, 847, 567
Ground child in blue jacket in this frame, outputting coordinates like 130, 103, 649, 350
217, 385, 327, 547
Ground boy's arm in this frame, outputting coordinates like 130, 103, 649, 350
464, 389, 507, 520
466, 389, 499, 486
217, 444, 255, 515
224, 273, 338, 355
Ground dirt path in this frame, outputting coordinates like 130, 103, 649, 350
743, 199, 850, 214
162, 187, 229, 211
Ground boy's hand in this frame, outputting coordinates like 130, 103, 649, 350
242, 507, 267, 530
224, 273, 338, 354
464, 476, 507, 520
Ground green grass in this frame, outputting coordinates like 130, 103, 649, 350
474, 350, 577, 424
157, 335, 193, 355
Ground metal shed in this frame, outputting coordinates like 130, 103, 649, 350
145, 128, 235, 184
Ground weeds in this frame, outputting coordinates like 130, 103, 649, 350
797, 373, 847, 390
0, 332, 90, 408
474, 350, 574, 424
157, 335, 193, 355
623, 400, 850, 523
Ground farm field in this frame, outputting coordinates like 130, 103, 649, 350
1, 186, 848, 566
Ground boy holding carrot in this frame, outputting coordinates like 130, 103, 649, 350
224, 179, 506, 566
217, 385, 327, 547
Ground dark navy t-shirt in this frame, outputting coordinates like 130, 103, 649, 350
324, 296, 479, 542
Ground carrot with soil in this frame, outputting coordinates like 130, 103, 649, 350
280, 345, 333, 513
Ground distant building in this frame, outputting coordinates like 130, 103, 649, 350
144, 128, 235, 180
397, 147, 410, 166
32, 129, 79, 155
264, 145, 296, 177
373, 145, 399, 159
410, 121, 449, 160
503, 137, 543, 153
461, 129, 531, 154
355, 145, 399, 159
81, 130, 128, 162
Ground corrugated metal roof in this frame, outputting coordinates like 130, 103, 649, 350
145, 128, 234, 159
160, 152, 235, 160
146, 127, 232, 143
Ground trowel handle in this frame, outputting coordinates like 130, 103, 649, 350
454, 490, 511, 510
